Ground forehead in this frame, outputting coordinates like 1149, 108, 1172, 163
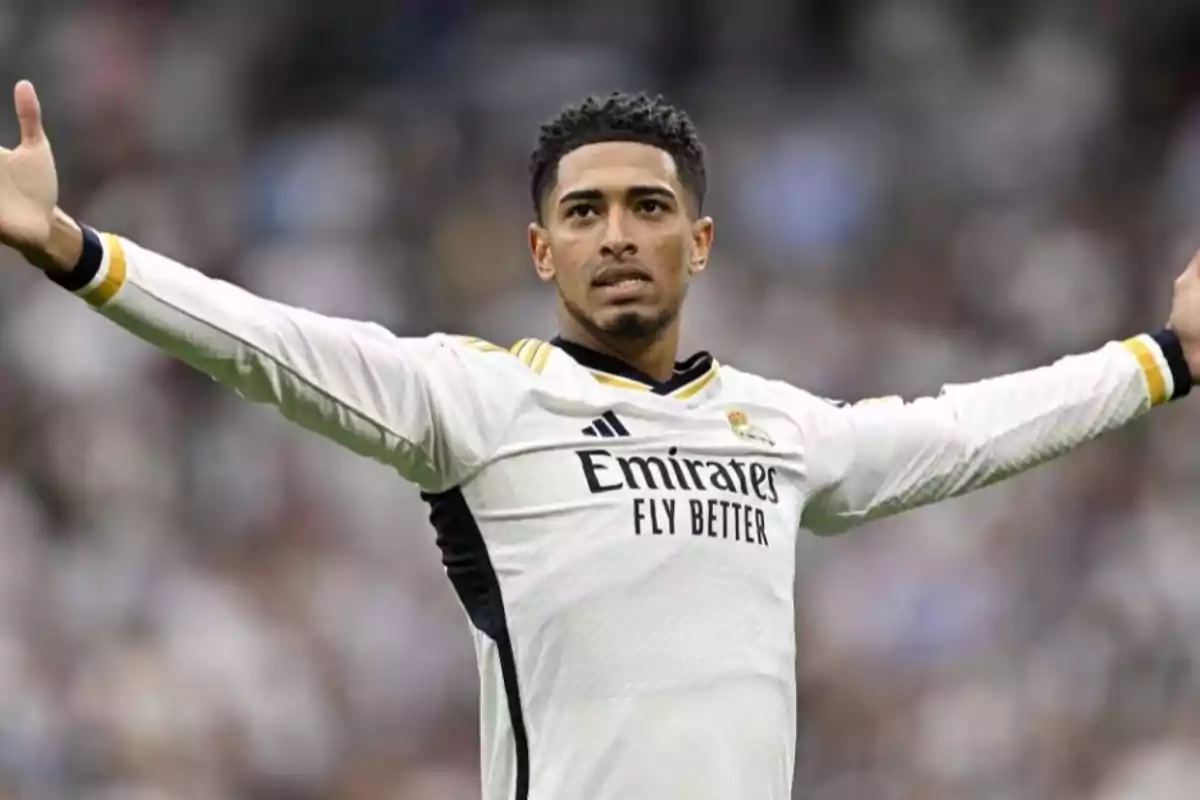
553, 141, 682, 199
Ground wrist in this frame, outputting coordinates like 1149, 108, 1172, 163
1153, 328, 1196, 394
22, 208, 82, 274
44, 209, 83, 271
1181, 341, 1200, 386
43, 220, 107, 297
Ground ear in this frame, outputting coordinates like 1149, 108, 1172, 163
528, 222, 556, 282
688, 216, 714, 275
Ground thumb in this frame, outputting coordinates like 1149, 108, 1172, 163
14, 80, 45, 147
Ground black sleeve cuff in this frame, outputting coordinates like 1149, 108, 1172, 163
1151, 328, 1192, 401
46, 224, 103, 292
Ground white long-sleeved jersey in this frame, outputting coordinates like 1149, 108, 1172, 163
50, 229, 1192, 799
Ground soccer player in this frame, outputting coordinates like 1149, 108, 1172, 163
1, 80, 1198, 799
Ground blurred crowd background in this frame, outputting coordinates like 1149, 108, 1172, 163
1, 0, 1200, 798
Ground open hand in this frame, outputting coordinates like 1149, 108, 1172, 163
0, 80, 58, 255
1168, 251, 1200, 384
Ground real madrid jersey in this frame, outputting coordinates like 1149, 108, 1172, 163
51, 229, 1193, 800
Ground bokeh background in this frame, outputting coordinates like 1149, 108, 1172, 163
1, 1, 1200, 798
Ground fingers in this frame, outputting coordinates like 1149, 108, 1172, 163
13, 80, 44, 147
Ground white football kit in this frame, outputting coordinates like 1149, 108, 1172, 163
50, 228, 1192, 800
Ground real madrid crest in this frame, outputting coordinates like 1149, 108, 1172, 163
726, 409, 774, 446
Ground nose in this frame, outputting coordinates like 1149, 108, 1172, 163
600, 210, 638, 260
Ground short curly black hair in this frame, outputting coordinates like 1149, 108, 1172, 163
529, 91, 707, 222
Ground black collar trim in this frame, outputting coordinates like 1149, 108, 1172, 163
550, 336, 715, 396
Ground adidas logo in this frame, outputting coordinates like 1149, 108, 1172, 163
582, 411, 630, 438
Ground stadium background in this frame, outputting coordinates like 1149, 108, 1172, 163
1, 1, 1200, 797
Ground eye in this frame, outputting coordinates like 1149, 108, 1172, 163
638, 198, 667, 214
566, 204, 597, 219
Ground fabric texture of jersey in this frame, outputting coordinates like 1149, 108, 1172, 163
55, 230, 1192, 800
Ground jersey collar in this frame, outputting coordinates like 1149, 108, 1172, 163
550, 336, 719, 399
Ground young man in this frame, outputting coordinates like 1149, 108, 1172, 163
2, 81, 1198, 799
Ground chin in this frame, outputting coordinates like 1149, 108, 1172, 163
597, 307, 671, 340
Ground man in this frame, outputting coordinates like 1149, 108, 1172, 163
1, 81, 1197, 799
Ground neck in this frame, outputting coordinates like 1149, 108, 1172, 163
557, 316, 681, 382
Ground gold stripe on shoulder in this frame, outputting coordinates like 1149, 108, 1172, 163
516, 338, 543, 368
1123, 336, 1168, 406
509, 338, 531, 357
85, 234, 128, 308
532, 341, 554, 374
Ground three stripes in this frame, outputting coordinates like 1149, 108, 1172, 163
582, 410, 630, 438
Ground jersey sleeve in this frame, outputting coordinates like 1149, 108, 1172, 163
796, 333, 1192, 536
47, 227, 527, 493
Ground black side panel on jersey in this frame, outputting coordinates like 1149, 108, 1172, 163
422, 488, 529, 800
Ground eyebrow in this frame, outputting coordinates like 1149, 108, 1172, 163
557, 185, 678, 207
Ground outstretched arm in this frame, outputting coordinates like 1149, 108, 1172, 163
0, 80, 524, 493
799, 262, 1200, 536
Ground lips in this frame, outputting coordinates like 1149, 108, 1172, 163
591, 265, 653, 302
592, 264, 652, 288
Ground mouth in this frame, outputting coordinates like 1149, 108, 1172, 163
592, 266, 654, 301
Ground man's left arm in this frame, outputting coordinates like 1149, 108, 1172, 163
800, 256, 1200, 536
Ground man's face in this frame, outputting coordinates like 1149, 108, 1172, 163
529, 142, 713, 342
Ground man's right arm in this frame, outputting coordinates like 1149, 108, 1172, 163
37, 222, 526, 493
0, 80, 525, 493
